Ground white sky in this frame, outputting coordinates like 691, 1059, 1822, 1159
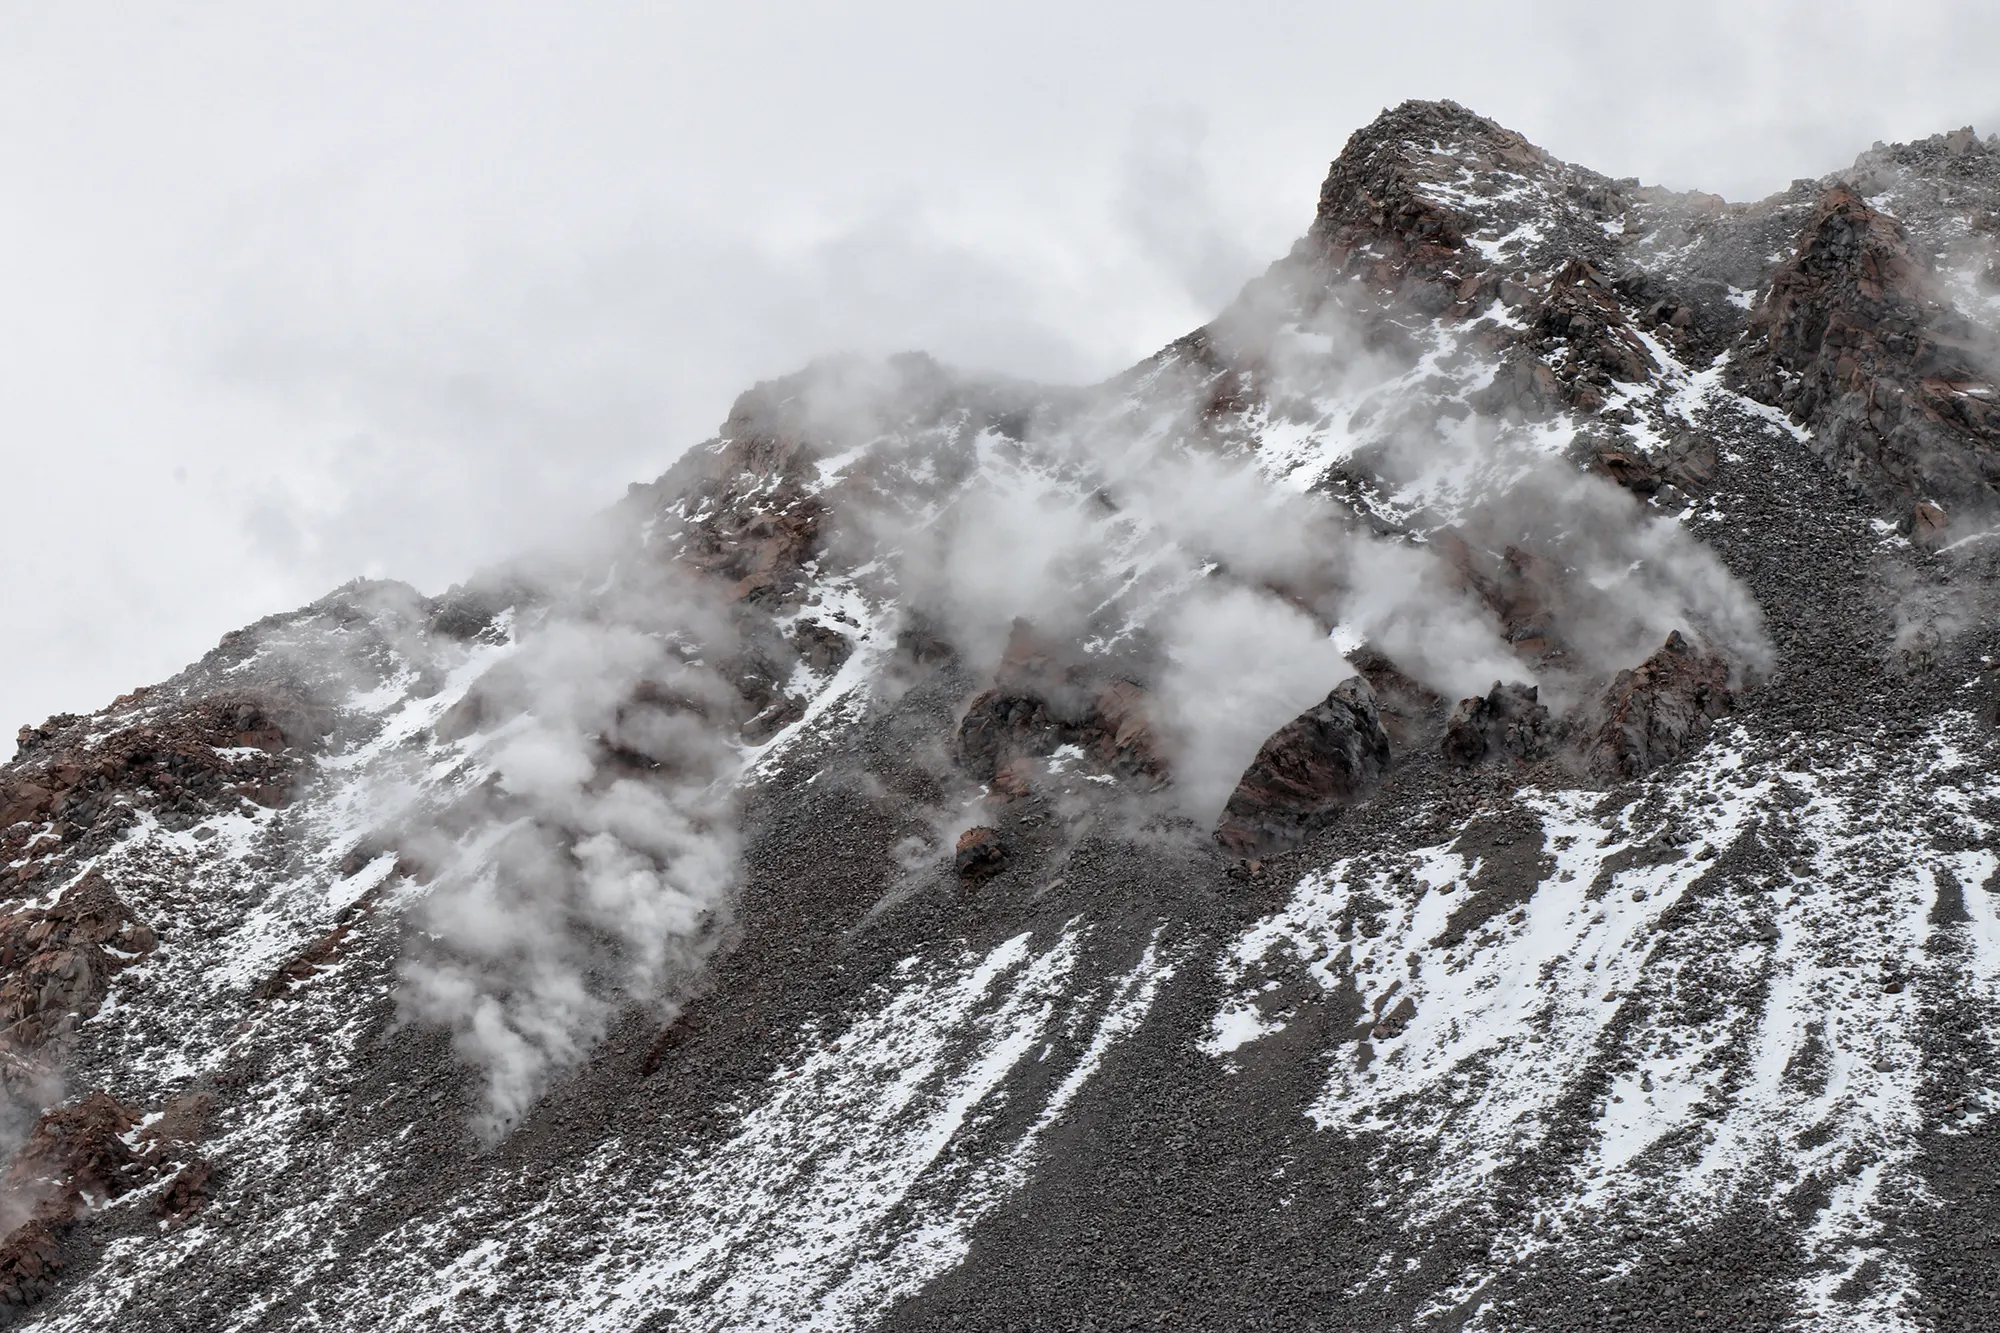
3, 1, 1996, 738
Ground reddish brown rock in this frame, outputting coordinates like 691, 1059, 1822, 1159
1, 686, 329, 886
1350, 648, 1448, 751
650, 355, 995, 613
956, 623, 1163, 787
657, 396, 829, 609
137, 1091, 214, 1150
1912, 499, 1951, 548
1306, 100, 1549, 307
253, 884, 385, 1002
1215, 677, 1393, 858
988, 759, 1034, 803
0, 1090, 184, 1310
1581, 631, 1734, 780
1734, 184, 2000, 532
0, 1216, 67, 1309
1432, 531, 1569, 660
6, 1092, 148, 1204
954, 827, 1008, 881
1587, 444, 1663, 497
0, 872, 156, 1070
1529, 258, 1659, 409
155, 1159, 215, 1225
1587, 424, 1722, 503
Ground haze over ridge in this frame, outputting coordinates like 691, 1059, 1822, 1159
4, 1, 1998, 739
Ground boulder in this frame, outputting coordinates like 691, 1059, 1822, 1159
954, 827, 1008, 881
1580, 631, 1733, 779
1442, 682, 1554, 766
1214, 677, 1393, 858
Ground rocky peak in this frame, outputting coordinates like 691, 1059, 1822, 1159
1305, 99, 1636, 289
1309, 101, 1495, 253
716, 353, 967, 461
1734, 182, 2000, 535
1849, 124, 2000, 189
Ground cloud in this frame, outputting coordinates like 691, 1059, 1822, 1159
1153, 585, 1355, 822
390, 562, 743, 1142
5, 3, 1994, 739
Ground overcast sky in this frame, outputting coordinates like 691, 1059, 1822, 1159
2, 1, 1996, 738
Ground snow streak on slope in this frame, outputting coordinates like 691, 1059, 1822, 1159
45, 918, 1176, 1332
383, 929, 1176, 1333
70, 618, 522, 1096
20, 583, 1181, 1331
1202, 713, 2000, 1328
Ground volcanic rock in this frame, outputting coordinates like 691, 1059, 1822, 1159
6, 1091, 150, 1203
154, 1159, 215, 1224
956, 623, 1162, 786
1734, 183, 2000, 534
1308, 100, 1543, 302
1432, 532, 1569, 660
0, 871, 155, 1069
0, 684, 329, 878
1215, 677, 1393, 857
791, 621, 855, 675
1581, 630, 1734, 779
0, 1090, 174, 1312
954, 827, 1007, 880
1530, 258, 1659, 411
1350, 647, 1449, 750
1442, 681, 1555, 767
1587, 443, 1664, 496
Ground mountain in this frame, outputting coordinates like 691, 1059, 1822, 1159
5, 99, 2000, 1331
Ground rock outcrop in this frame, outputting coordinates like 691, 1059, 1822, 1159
0, 872, 155, 1077
1349, 647, 1448, 751
957, 624, 1162, 787
0, 1090, 200, 1313
1442, 682, 1555, 767
1431, 532, 1570, 663
1214, 677, 1393, 857
1527, 258, 1659, 413
1735, 184, 2000, 536
2, 686, 331, 889
1581, 630, 1734, 779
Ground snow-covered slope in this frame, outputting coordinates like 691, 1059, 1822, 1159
5, 100, 2000, 1332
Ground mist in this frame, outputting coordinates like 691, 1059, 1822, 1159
5, 4, 2000, 740
382, 554, 745, 1140
852, 283, 1769, 828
